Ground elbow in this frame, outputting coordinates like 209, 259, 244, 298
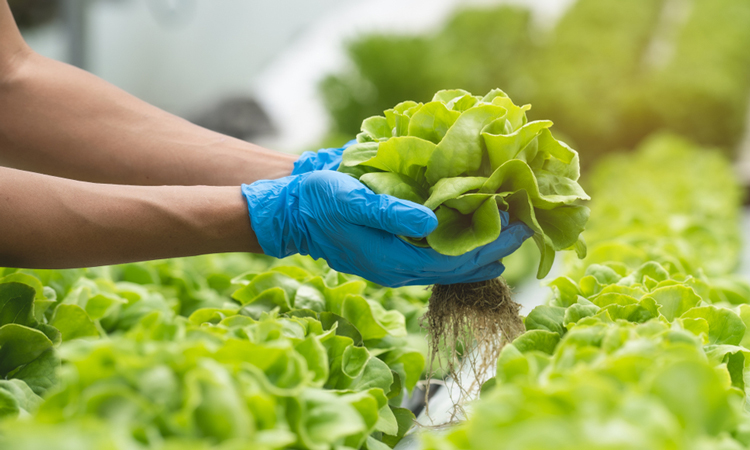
0, 2, 33, 87
0, 45, 32, 87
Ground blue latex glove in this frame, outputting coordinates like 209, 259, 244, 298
242, 170, 533, 288
291, 140, 356, 175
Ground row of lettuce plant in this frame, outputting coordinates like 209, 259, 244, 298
0, 250, 429, 449
422, 134, 750, 450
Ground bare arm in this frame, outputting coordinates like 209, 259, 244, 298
0, 1, 296, 186
0, 166, 261, 268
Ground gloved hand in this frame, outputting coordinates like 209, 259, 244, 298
291, 140, 356, 175
242, 170, 533, 288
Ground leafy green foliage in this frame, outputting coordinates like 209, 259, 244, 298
424, 323, 745, 450
0, 275, 60, 407
0, 255, 425, 449
568, 134, 743, 279
26, 311, 401, 450
340, 89, 589, 278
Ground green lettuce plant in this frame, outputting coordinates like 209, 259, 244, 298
338, 88, 590, 407
0, 257, 425, 450
339, 88, 589, 279
0, 273, 60, 406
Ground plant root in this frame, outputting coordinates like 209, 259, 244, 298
421, 277, 524, 421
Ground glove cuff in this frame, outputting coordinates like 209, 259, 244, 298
241, 176, 303, 258
291, 151, 319, 175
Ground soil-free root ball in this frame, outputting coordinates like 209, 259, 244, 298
338, 88, 590, 399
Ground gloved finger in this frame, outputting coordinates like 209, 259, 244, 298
470, 221, 534, 267
328, 234, 427, 288
341, 187, 438, 238
499, 209, 510, 228
431, 261, 507, 286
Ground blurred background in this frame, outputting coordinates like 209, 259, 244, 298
13, 0, 750, 172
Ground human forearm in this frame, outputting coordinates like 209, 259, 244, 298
0, 51, 295, 186
0, 1, 295, 186
0, 166, 260, 268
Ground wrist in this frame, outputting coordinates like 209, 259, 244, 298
98, 184, 263, 260
233, 143, 297, 183
190, 140, 297, 186
192, 186, 262, 254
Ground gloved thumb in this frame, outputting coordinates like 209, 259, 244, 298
342, 186, 438, 238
